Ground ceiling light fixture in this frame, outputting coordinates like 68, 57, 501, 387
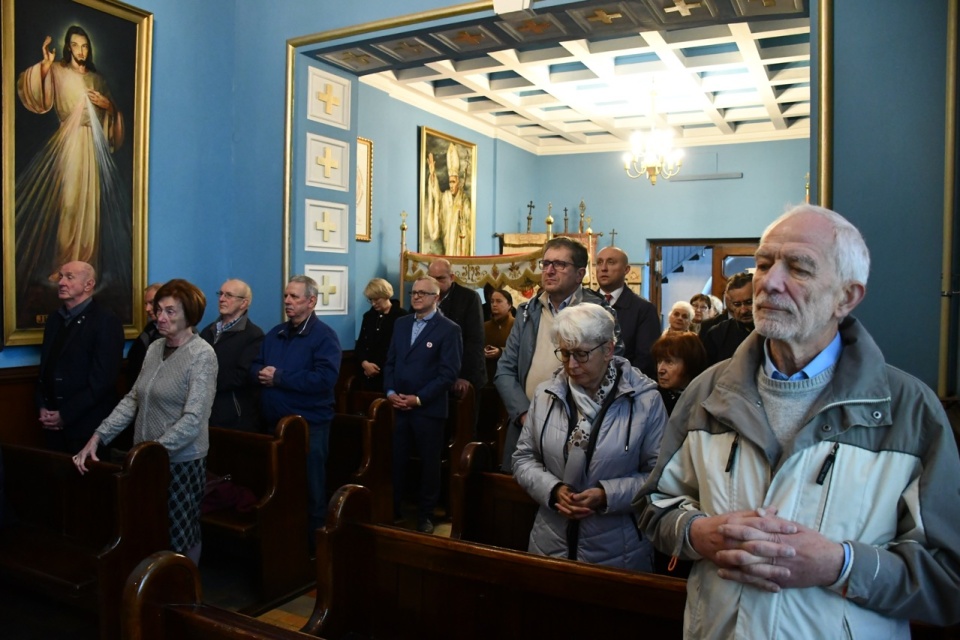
622, 91, 683, 185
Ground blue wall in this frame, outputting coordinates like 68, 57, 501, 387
535, 140, 809, 277
831, 0, 948, 387
2, 0, 951, 393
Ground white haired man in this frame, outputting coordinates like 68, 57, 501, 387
635, 204, 960, 638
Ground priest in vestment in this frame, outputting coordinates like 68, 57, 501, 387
424, 142, 472, 256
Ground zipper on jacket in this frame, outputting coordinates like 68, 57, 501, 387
816, 442, 840, 485
725, 433, 740, 473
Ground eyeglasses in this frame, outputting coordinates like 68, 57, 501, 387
554, 343, 605, 363
216, 291, 246, 300
729, 299, 753, 309
692, 304, 710, 311
539, 259, 575, 272
410, 290, 438, 298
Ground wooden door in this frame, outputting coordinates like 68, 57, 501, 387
648, 239, 758, 313
711, 243, 759, 298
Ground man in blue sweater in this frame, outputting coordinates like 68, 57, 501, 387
252, 275, 341, 537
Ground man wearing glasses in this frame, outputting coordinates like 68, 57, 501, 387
384, 276, 462, 534
200, 279, 264, 431
495, 237, 622, 472
701, 271, 754, 366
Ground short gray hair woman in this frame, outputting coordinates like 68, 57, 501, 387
665, 300, 695, 335
512, 303, 666, 570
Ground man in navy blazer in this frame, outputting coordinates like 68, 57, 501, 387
595, 246, 659, 380
384, 275, 462, 534
37, 261, 124, 453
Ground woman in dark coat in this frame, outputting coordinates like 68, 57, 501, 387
651, 331, 707, 415
356, 278, 407, 391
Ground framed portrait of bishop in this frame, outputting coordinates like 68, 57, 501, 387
418, 126, 476, 257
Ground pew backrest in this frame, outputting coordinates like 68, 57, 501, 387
0, 441, 169, 640
329, 397, 393, 523
306, 484, 687, 639
450, 441, 537, 552
123, 551, 319, 640
202, 416, 311, 604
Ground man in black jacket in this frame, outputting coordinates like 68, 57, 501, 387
125, 281, 162, 386
428, 259, 486, 403
37, 261, 124, 452
701, 271, 754, 365
595, 246, 659, 379
200, 279, 264, 431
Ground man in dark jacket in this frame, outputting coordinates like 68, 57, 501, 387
200, 279, 264, 431
428, 259, 486, 399
36, 261, 124, 452
595, 246, 659, 379
125, 282, 162, 387
251, 275, 341, 534
701, 271, 754, 365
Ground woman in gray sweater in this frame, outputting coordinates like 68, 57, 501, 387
74, 279, 217, 564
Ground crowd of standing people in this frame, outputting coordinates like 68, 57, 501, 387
28, 203, 960, 638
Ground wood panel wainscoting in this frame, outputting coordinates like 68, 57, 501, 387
0, 366, 46, 447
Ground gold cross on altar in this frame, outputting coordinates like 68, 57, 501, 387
318, 276, 337, 306
316, 147, 339, 179
665, 0, 703, 17
316, 83, 340, 115
315, 211, 337, 242
588, 9, 622, 24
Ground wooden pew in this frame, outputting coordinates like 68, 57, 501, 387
304, 484, 687, 639
335, 372, 384, 415
449, 441, 536, 552
0, 441, 169, 640
328, 398, 393, 523
341, 380, 473, 518
443, 384, 475, 497
122, 551, 319, 640
476, 384, 508, 460
202, 415, 311, 606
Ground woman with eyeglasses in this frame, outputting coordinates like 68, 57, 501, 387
512, 304, 666, 570
689, 293, 713, 333
355, 278, 408, 391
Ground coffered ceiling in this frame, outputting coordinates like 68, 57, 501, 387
303, 0, 810, 155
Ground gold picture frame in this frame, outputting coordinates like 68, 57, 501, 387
356, 136, 372, 242
418, 126, 476, 256
2, 0, 152, 346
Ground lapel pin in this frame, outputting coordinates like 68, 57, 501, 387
426, 341, 433, 348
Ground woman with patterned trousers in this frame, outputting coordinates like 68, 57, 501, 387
74, 279, 217, 564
